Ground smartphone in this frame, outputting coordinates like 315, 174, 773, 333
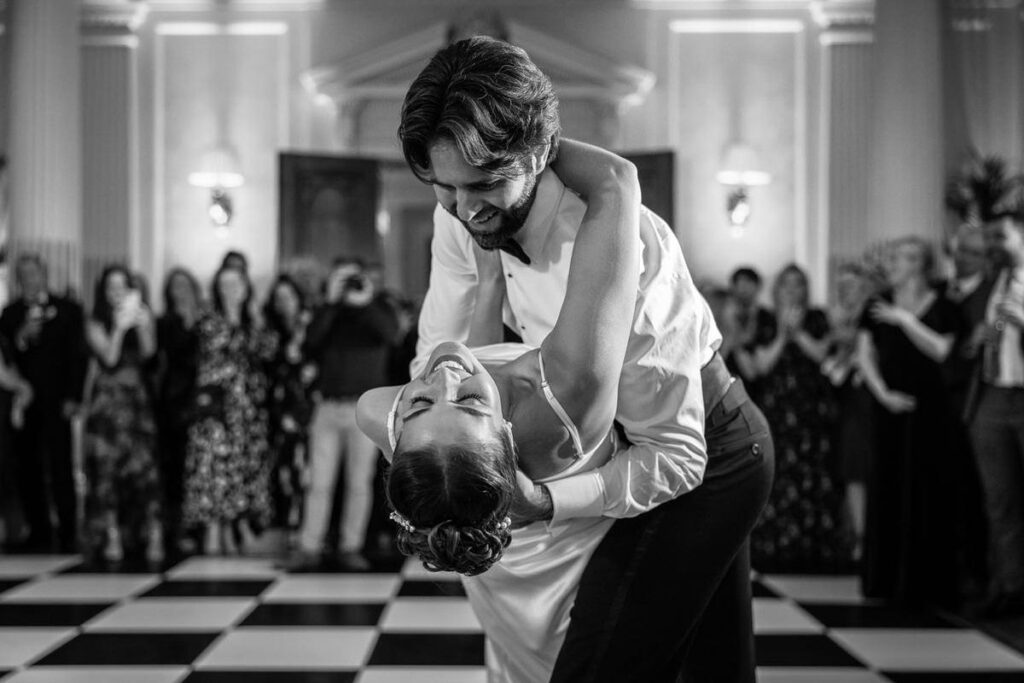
121, 289, 142, 314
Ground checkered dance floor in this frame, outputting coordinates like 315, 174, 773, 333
0, 554, 1023, 682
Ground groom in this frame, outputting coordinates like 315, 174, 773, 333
403, 36, 772, 682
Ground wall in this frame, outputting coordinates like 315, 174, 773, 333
668, 23, 804, 287
137, 8, 317, 300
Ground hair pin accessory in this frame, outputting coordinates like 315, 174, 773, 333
495, 516, 512, 532
389, 510, 416, 533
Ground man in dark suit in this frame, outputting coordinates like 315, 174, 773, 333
969, 214, 1024, 617
0, 254, 88, 552
946, 223, 995, 601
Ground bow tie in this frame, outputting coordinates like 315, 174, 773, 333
495, 239, 531, 265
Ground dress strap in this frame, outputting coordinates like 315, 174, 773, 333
537, 350, 584, 460
386, 385, 405, 451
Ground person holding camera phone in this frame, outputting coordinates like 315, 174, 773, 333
83, 265, 162, 563
291, 256, 400, 571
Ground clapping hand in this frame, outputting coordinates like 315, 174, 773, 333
778, 306, 804, 336
870, 301, 909, 327
995, 297, 1024, 329
881, 389, 916, 414
114, 305, 136, 331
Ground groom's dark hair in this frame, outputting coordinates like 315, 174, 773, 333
399, 36, 561, 183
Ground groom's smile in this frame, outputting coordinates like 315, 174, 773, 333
425, 139, 540, 250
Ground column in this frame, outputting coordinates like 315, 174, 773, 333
7, 0, 83, 296
81, 1, 148, 298
865, 0, 945, 245
813, 0, 875, 290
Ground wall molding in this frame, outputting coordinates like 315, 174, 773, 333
147, 0, 325, 11
81, 0, 150, 33
809, 0, 875, 29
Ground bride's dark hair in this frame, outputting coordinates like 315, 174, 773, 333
387, 426, 517, 576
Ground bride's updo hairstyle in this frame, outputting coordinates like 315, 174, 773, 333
387, 424, 517, 576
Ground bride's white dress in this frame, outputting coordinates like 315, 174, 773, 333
460, 344, 616, 683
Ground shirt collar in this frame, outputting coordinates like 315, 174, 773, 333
516, 169, 566, 259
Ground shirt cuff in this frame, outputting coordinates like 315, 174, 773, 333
545, 471, 605, 523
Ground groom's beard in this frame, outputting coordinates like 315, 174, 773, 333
456, 173, 539, 251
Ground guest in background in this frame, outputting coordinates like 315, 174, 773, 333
221, 250, 249, 277
945, 223, 995, 601
183, 264, 276, 554
0, 254, 88, 552
969, 214, 1024, 617
749, 264, 843, 572
83, 265, 162, 563
0, 338, 32, 545
263, 274, 315, 547
729, 266, 770, 385
156, 267, 204, 553
295, 257, 399, 571
857, 237, 964, 606
822, 263, 878, 562
703, 286, 756, 381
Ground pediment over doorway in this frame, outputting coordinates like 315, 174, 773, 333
301, 17, 655, 152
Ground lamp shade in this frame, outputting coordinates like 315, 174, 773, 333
188, 147, 244, 189
715, 142, 771, 187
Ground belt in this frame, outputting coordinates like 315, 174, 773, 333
701, 352, 733, 414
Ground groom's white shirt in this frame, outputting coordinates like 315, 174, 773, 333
414, 169, 721, 522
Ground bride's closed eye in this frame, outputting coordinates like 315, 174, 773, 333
410, 396, 434, 406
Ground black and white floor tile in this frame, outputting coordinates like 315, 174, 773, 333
0, 555, 1022, 682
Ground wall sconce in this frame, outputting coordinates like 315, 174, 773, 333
715, 142, 771, 230
188, 147, 244, 228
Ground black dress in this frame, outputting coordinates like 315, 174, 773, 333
266, 329, 314, 532
750, 308, 845, 572
860, 291, 965, 605
156, 313, 199, 540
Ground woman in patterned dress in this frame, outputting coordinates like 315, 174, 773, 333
83, 265, 162, 563
262, 274, 315, 546
182, 263, 276, 554
749, 264, 845, 572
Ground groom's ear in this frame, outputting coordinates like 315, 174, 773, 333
527, 143, 552, 175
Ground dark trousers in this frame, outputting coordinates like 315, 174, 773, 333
13, 404, 77, 548
969, 385, 1024, 596
550, 380, 774, 683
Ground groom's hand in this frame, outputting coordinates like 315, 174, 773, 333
510, 470, 554, 528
